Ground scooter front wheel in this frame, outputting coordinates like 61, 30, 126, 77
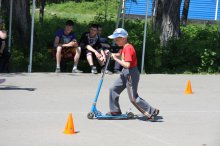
87, 112, 95, 119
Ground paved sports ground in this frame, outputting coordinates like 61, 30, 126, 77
0, 73, 220, 146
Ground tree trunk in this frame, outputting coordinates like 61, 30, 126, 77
155, 0, 182, 46
151, 0, 156, 30
14, 0, 31, 51
0, 0, 2, 8
181, 0, 190, 26
1, 0, 31, 52
39, 0, 46, 25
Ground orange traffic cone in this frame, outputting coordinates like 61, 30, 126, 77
64, 113, 75, 134
185, 80, 193, 94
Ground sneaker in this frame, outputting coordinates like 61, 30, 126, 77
72, 68, 83, 73
0, 79, 6, 84
149, 109, 160, 121
153, 109, 160, 117
106, 111, 122, 116
55, 68, 60, 73
91, 66, 98, 74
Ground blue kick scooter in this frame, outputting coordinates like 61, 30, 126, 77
87, 53, 134, 119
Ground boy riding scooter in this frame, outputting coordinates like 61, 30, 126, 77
107, 28, 160, 121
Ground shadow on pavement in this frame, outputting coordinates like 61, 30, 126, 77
0, 85, 36, 91
136, 115, 164, 122
0, 78, 6, 84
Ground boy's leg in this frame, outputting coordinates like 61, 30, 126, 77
86, 51, 97, 74
55, 46, 62, 72
127, 68, 156, 118
72, 47, 83, 73
73, 47, 81, 66
86, 51, 94, 66
109, 74, 126, 113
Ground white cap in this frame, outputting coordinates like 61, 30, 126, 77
108, 28, 128, 39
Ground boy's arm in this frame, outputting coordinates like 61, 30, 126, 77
54, 36, 78, 48
111, 53, 130, 69
114, 52, 121, 57
86, 45, 102, 59
100, 49, 106, 62
54, 36, 61, 48
62, 39, 78, 48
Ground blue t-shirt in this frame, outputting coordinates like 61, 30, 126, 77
55, 29, 77, 44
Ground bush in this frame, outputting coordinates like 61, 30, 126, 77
160, 24, 220, 73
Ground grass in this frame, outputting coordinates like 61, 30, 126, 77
42, 1, 119, 22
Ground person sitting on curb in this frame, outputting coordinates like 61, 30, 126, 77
79, 24, 109, 74
54, 20, 83, 73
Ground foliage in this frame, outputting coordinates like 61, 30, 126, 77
8, 1, 220, 73
10, 49, 28, 72
160, 24, 220, 73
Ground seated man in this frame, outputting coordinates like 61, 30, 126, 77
79, 24, 109, 74
97, 24, 121, 74
54, 20, 82, 73
0, 18, 10, 73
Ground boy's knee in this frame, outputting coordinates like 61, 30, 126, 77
77, 47, 81, 51
56, 46, 62, 53
86, 52, 92, 57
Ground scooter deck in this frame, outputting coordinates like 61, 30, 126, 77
96, 114, 130, 119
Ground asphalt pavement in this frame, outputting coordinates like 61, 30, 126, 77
0, 73, 220, 146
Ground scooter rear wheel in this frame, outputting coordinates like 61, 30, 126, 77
127, 112, 135, 119
87, 112, 95, 119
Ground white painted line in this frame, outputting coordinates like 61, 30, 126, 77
162, 111, 220, 113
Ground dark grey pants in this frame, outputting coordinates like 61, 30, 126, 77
109, 67, 156, 117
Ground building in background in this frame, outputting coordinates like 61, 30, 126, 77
125, 0, 220, 21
